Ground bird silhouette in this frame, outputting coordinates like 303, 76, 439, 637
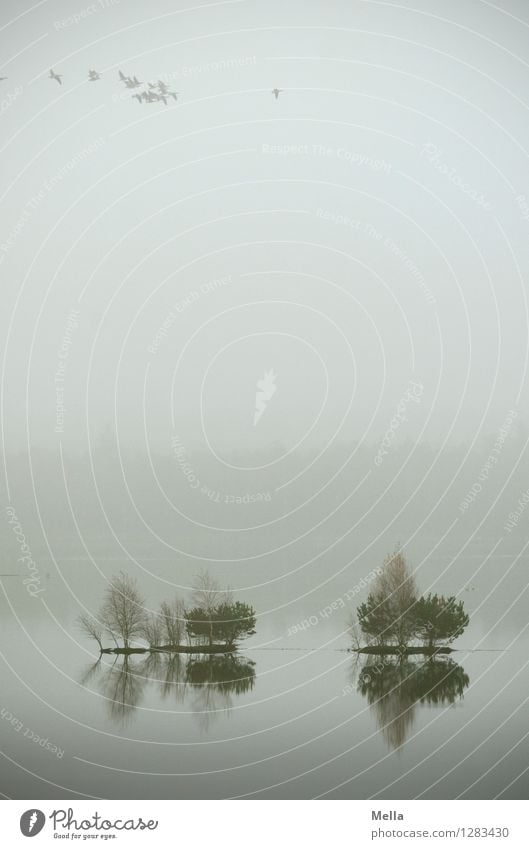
49, 69, 63, 85
88, 69, 101, 81
119, 71, 142, 88
0, 76, 7, 82
132, 93, 143, 103
272, 88, 283, 100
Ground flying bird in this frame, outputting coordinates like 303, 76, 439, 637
123, 76, 143, 89
0, 76, 7, 82
272, 88, 283, 100
119, 71, 141, 87
88, 69, 101, 81
145, 90, 165, 103
132, 93, 143, 103
49, 69, 63, 85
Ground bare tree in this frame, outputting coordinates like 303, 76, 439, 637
78, 614, 104, 653
101, 572, 147, 650
192, 570, 224, 609
347, 612, 363, 651
142, 613, 163, 648
191, 570, 226, 644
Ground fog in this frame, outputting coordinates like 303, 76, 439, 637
1, 0, 528, 801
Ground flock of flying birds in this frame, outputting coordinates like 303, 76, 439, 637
0, 71, 284, 105
51, 67, 180, 104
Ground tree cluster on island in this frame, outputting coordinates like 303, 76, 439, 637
351, 547, 469, 653
78, 570, 256, 654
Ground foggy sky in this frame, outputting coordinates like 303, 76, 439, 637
1, 0, 528, 464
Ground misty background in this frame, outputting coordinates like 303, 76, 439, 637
1, 0, 528, 800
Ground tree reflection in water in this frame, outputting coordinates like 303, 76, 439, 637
185, 656, 256, 732
356, 656, 470, 750
81, 653, 255, 728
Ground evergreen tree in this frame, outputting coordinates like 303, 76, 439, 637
413, 593, 469, 647
213, 601, 256, 647
185, 601, 256, 647
357, 593, 398, 645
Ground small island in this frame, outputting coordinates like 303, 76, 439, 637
350, 547, 469, 656
78, 570, 256, 656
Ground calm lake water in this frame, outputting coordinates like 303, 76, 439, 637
1, 545, 528, 800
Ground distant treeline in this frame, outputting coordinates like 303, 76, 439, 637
5, 435, 529, 544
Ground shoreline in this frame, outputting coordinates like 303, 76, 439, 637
100, 644, 238, 655
354, 646, 454, 656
